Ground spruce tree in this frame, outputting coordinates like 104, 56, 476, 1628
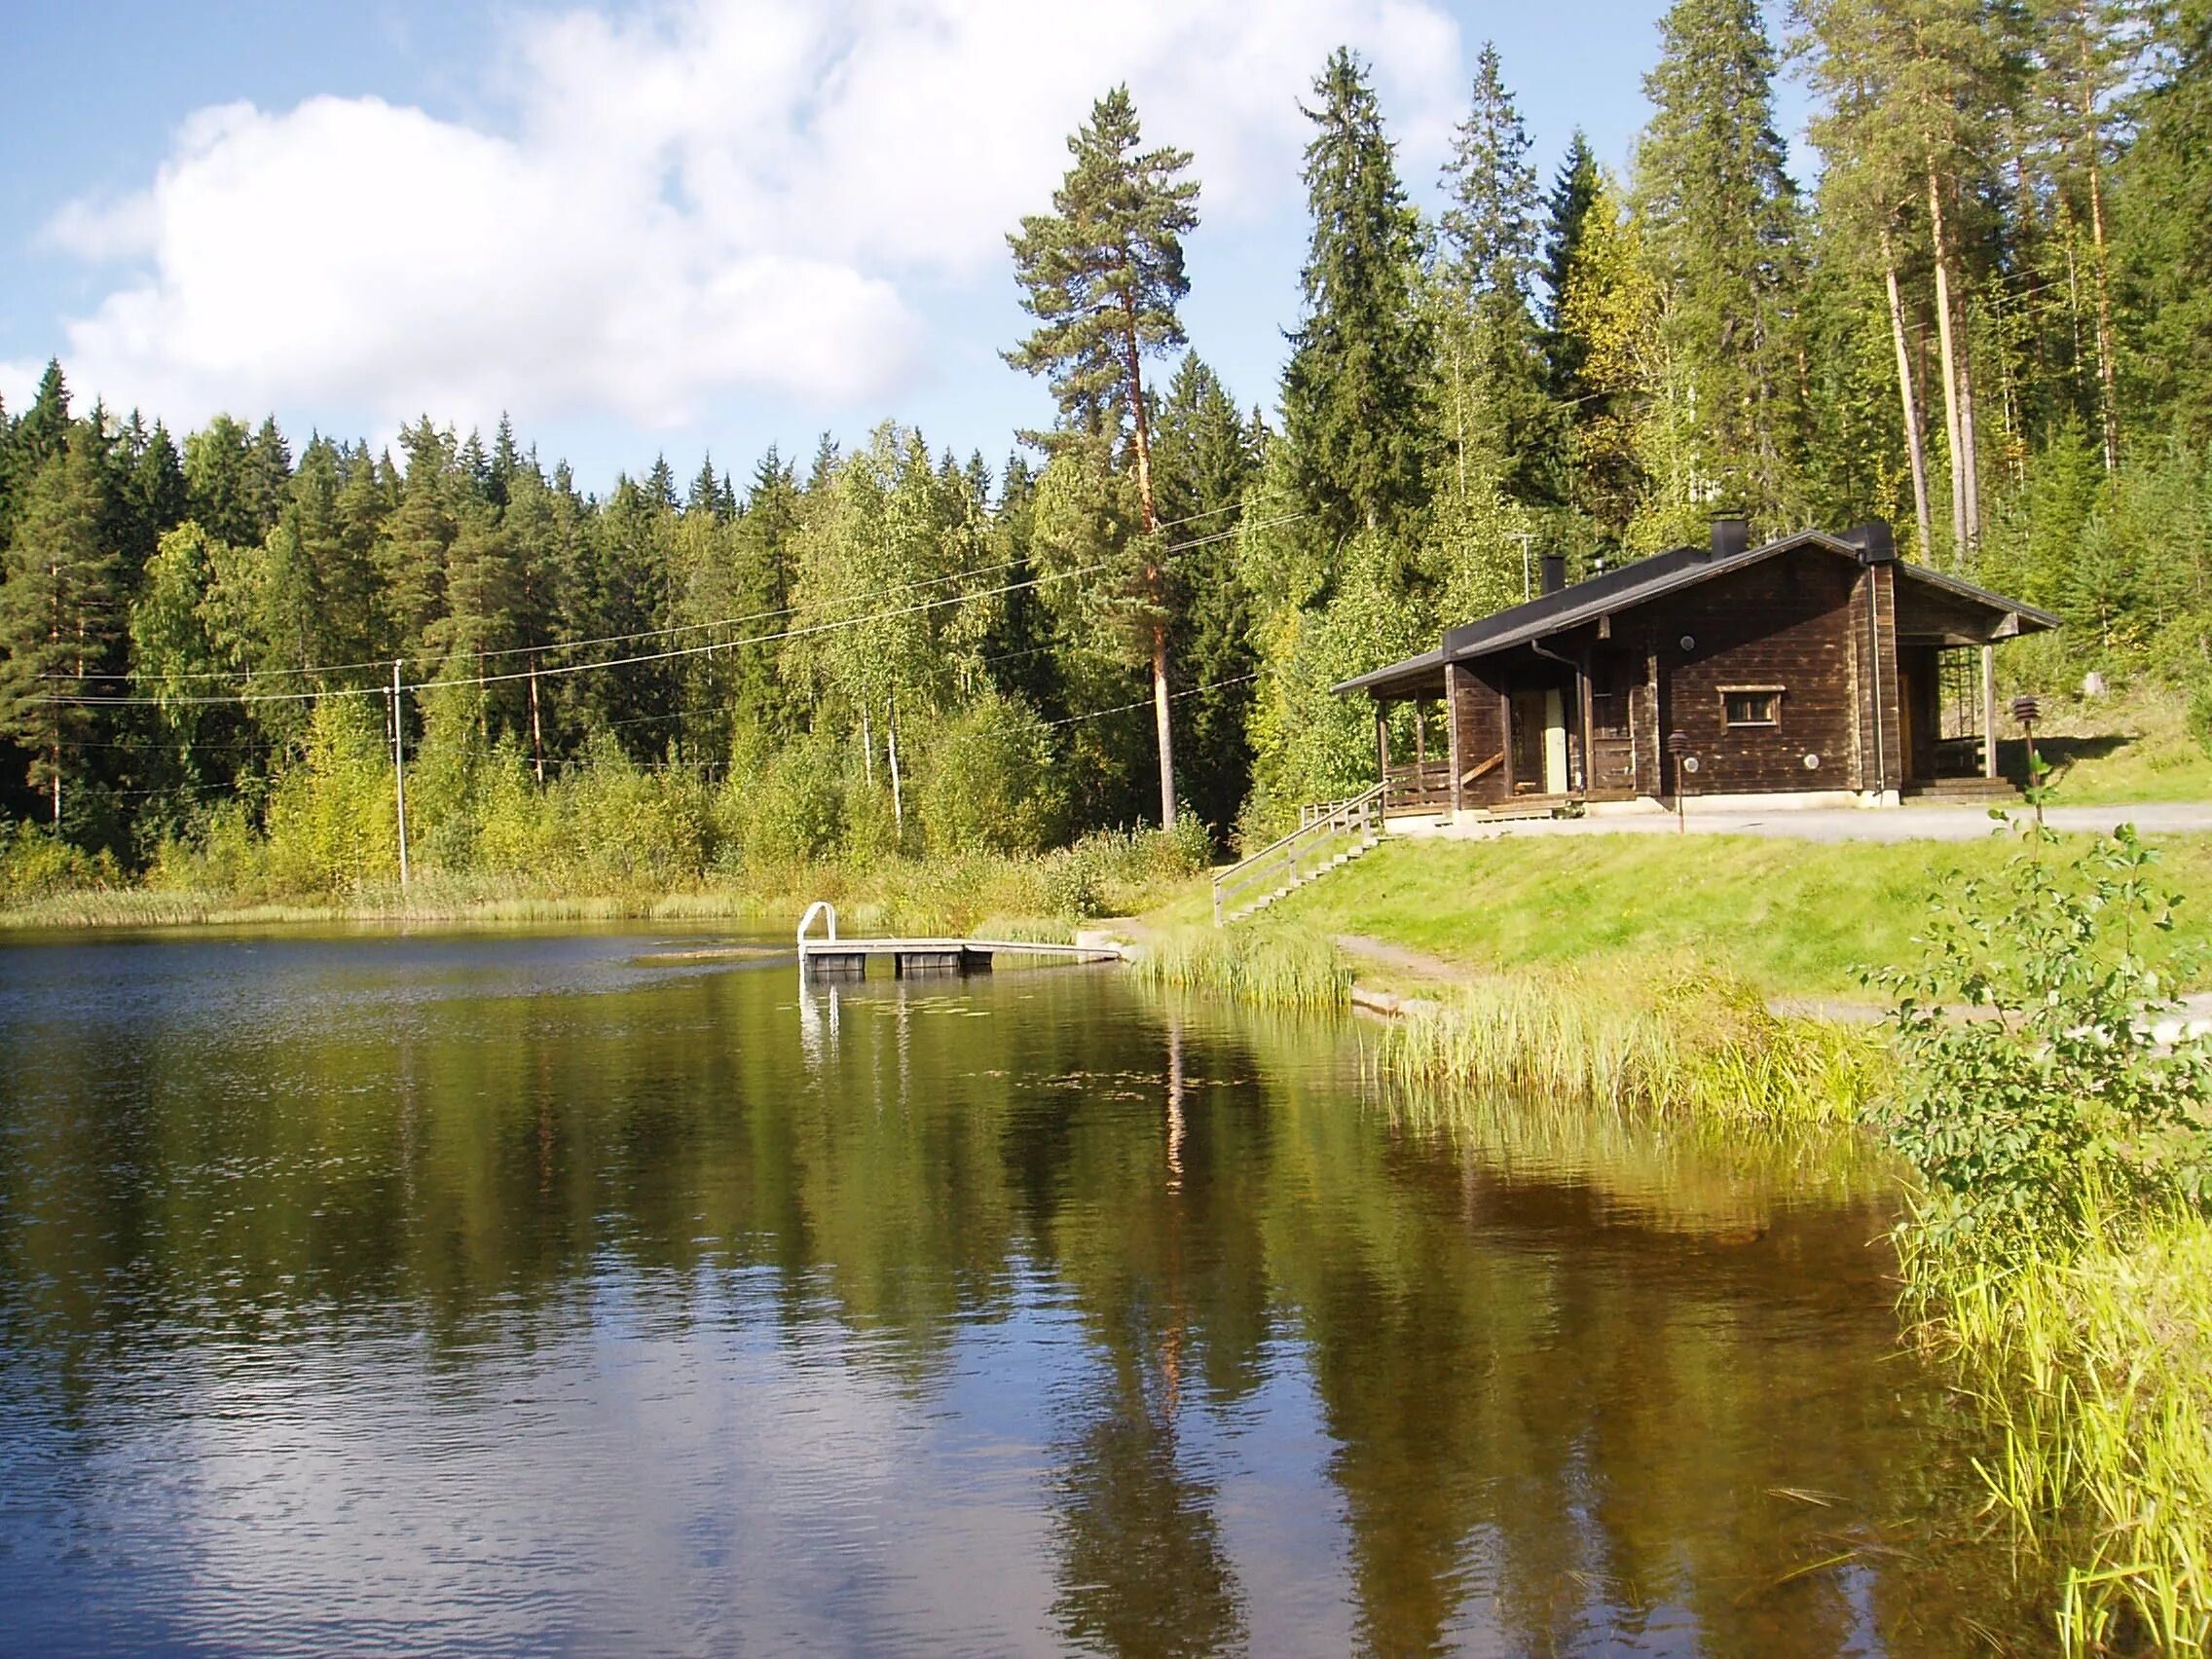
0, 441, 122, 825
1154, 354, 1261, 837
1540, 133, 1603, 388
1638, 0, 1807, 525
1006, 84, 1199, 828
1280, 49, 1431, 540
1436, 43, 1565, 510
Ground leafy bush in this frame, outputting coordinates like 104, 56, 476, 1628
0, 820, 120, 904
262, 697, 397, 895
1867, 824, 2212, 1252
729, 730, 843, 869
917, 693, 1063, 857
2190, 680, 2212, 761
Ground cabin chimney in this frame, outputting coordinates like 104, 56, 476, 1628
1710, 517, 1751, 561
1539, 552, 1567, 596
1842, 519, 1896, 563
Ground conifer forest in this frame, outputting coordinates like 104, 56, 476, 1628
5, 4, 2210, 896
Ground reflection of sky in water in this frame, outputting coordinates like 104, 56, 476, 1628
0, 929, 2045, 1655
4, 1270, 1358, 1655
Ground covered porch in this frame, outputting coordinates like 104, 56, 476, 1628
1362, 646, 1631, 819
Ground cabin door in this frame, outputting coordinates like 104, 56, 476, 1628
1586, 654, 1639, 797
1509, 688, 1570, 795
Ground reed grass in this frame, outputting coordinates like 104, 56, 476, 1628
1370, 957, 1879, 1125
1127, 921, 1353, 1010
0, 845, 1199, 940
1902, 1208, 2212, 1653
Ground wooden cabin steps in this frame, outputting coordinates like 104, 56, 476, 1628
1901, 777, 2023, 804
1214, 800, 1384, 924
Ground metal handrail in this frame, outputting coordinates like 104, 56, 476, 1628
1213, 785, 1382, 926
796, 900, 838, 949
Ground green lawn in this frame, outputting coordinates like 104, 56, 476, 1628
1269, 827, 2212, 999
2022, 685, 2212, 804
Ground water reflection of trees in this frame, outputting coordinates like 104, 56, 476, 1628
0, 948, 2031, 1654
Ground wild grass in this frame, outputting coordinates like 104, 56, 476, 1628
1901, 1207, 2212, 1654
1128, 921, 1353, 1010
2028, 683, 2212, 806
1370, 958, 1881, 1125
0, 836, 1212, 940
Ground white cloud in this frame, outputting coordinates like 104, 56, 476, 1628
40, 0, 1463, 439
0, 359, 40, 417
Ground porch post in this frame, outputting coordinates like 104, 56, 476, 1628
1497, 680, 1515, 795
1445, 662, 1464, 816
1981, 642, 1999, 780
1576, 649, 1594, 796
1414, 700, 1426, 769
1376, 706, 1390, 805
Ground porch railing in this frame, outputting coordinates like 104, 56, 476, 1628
1382, 759, 1455, 814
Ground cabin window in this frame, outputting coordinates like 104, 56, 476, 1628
1720, 687, 1784, 727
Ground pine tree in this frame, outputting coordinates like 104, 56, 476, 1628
1280, 49, 1431, 541
1638, 0, 1806, 525
0, 441, 122, 825
1006, 84, 1200, 828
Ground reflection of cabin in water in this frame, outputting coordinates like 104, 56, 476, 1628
1334, 519, 2059, 819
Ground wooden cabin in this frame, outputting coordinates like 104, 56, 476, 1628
1334, 519, 2060, 818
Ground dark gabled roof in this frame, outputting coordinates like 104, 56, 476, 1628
1332, 527, 2060, 696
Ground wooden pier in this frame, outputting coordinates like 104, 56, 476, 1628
795, 902, 1124, 978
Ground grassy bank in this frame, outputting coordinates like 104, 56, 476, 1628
2028, 684, 2212, 805
1266, 830, 2212, 999
1126, 921, 1352, 1009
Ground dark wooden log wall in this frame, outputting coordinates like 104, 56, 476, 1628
1846, 559, 1903, 793
1449, 662, 1510, 806
1635, 550, 1862, 795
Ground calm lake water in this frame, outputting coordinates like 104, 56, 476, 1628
0, 930, 2046, 1656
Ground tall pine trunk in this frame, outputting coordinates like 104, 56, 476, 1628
1882, 229, 1936, 559
528, 651, 545, 785
1927, 159, 1972, 564
1122, 295, 1175, 831
2079, 36, 2120, 471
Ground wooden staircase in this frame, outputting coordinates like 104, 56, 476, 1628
1901, 776, 2023, 805
1212, 786, 1383, 926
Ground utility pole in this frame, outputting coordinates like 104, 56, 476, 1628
391, 659, 411, 888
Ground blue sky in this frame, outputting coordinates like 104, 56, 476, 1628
1, 0, 1811, 496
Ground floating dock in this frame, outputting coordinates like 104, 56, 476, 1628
795, 902, 1124, 978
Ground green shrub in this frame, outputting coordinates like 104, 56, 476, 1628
729, 730, 844, 869
0, 820, 120, 905
262, 697, 397, 895
917, 693, 1063, 857
2190, 681, 2212, 761
1866, 824, 2212, 1253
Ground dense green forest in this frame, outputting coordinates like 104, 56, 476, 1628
4, 0, 2210, 894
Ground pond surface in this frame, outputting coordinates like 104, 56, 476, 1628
0, 930, 2043, 1655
